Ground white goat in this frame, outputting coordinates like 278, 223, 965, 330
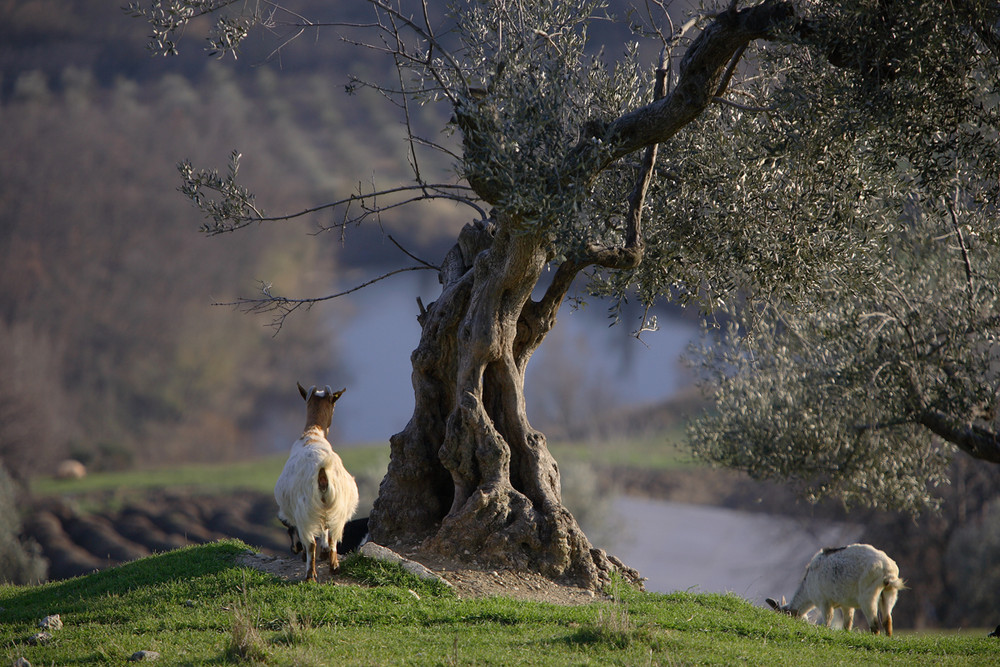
274, 383, 359, 582
766, 543, 904, 636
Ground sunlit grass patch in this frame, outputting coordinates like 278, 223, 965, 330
2, 542, 999, 666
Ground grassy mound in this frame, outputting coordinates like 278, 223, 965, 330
2, 540, 998, 665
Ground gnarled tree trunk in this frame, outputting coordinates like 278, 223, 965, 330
370, 218, 636, 588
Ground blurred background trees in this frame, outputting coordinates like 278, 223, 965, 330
0, 63, 346, 475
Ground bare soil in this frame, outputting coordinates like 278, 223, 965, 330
236, 543, 603, 605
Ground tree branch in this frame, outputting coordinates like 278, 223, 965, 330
388, 234, 439, 270
217, 265, 435, 334
568, 0, 796, 177
919, 409, 1000, 464
519, 44, 674, 350
945, 193, 975, 310
192, 181, 481, 235
576, 44, 671, 272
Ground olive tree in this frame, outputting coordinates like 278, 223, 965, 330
686, 2, 1000, 513
130, 0, 1000, 588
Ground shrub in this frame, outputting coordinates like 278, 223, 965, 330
0, 463, 47, 584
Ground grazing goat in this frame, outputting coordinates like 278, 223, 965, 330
274, 383, 359, 582
766, 543, 904, 636
337, 516, 370, 555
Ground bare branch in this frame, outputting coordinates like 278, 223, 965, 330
193, 181, 480, 235
945, 192, 975, 310
217, 265, 435, 334
711, 95, 777, 112
388, 234, 439, 270
714, 43, 747, 97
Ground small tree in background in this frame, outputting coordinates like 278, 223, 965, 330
0, 321, 73, 480
0, 465, 47, 585
130, 0, 1000, 587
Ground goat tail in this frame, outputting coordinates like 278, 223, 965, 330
318, 467, 330, 500
316, 450, 336, 504
884, 574, 905, 591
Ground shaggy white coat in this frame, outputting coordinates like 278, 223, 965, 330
274, 425, 359, 580
769, 543, 904, 636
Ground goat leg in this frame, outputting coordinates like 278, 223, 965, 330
328, 546, 339, 573
306, 538, 319, 582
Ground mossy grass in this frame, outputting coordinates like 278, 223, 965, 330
2, 540, 997, 665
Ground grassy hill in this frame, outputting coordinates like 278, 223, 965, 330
2, 540, 997, 666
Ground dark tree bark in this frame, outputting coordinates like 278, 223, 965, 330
370, 219, 636, 584
919, 410, 1000, 465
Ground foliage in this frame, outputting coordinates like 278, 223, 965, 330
0, 464, 47, 585
2, 541, 999, 665
687, 0, 1000, 512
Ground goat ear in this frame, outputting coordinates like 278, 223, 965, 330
766, 598, 781, 612
298, 382, 308, 400
331, 388, 346, 403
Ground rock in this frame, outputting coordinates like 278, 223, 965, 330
358, 543, 452, 587
54, 460, 86, 480
37, 614, 62, 630
27, 632, 52, 646
128, 650, 161, 662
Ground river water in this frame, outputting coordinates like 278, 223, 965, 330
335, 272, 699, 444
604, 496, 863, 606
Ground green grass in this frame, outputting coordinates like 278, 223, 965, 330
28, 433, 693, 513
2, 541, 997, 666
30, 445, 390, 500
550, 427, 696, 470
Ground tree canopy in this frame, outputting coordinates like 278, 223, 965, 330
131, 0, 1000, 584
684, 1, 1000, 512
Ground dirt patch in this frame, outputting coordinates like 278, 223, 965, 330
236, 543, 603, 606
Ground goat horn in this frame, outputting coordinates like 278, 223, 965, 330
324, 385, 332, 396
307, 385, 317, 401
